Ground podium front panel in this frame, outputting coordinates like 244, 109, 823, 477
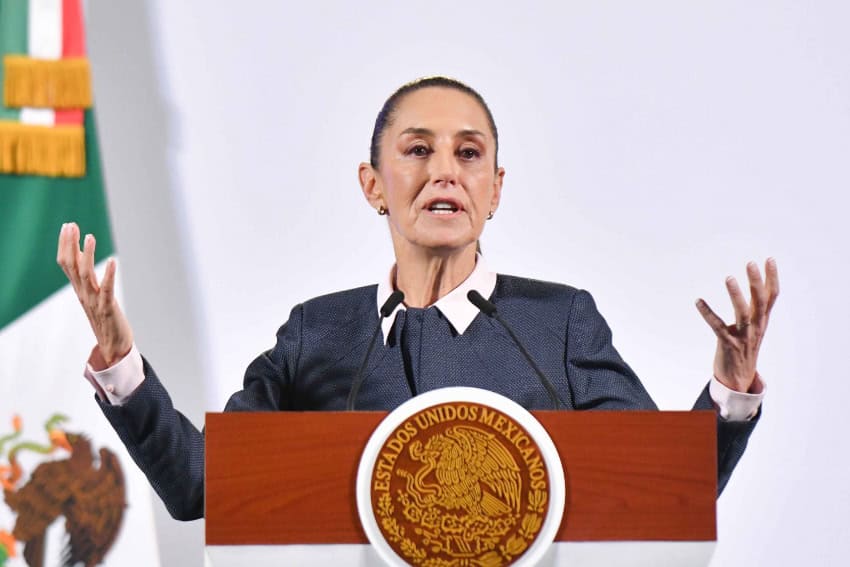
205, 410, 716, 546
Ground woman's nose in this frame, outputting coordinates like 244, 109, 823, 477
428, 148, 459, 187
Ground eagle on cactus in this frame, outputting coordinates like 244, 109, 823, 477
1, 414, 126, 567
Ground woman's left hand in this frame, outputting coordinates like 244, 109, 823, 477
695, 258, 780, 393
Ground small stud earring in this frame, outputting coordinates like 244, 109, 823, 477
378, 206, 388, 216
487, 211, 494, 220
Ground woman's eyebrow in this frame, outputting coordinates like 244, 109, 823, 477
400, 127, 434, 137
457, 129, 486, 139
399, 127, 487, 139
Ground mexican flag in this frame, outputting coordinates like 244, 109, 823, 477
0, 1, 159, 565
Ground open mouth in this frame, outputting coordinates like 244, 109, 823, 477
426, 200, 461, 215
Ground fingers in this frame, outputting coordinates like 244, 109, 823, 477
747, 261, 768, 324
724, 276, 750, 330
695, 298, 730, 339
100, 258, 117, 307
80, 233, 100, 293
765, 257, 779, 311
56, 223, 66, 265
56, 222, 106, 300
55, 223, 128, 358
57, 223, 82, 292
700, 258, 778, 335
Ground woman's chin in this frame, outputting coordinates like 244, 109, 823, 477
392, 222, 481, 257
413, 237, 478, 257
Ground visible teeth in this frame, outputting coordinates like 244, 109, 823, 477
429, 202, 457, 212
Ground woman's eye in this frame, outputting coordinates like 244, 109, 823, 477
459, 148, 480, 160
409, 145, 430, 157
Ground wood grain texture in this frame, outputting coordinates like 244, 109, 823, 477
205, 411, 716, 545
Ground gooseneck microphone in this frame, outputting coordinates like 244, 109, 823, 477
467, 290, 565, 409
347, 290, 405, 411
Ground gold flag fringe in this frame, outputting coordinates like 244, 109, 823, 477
0, 121, 86, 177
3, 55, 92, 109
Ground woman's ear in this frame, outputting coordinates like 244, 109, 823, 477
490, 166, 505, 214
359, 162, 385, 210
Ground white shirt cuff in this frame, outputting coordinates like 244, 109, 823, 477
83, 343, 145, 406
709, 374, 765, 421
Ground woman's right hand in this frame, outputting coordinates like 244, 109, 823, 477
56, 222, 134, 368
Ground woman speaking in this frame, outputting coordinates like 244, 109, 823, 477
56, 77, 779, 521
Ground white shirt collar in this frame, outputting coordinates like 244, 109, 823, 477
377, 254, 497, 344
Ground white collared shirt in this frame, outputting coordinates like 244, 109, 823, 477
376, 254, 497, 344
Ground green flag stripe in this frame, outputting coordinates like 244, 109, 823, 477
0, 109, 114, 330
0, 0, 28, 121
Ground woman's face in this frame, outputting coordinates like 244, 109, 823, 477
360, 87, 504, 258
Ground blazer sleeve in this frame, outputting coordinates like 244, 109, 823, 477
694, 383, 760, 495
565, 290, 657, 410
565, 289, 758, 495
95, 305, 304, 521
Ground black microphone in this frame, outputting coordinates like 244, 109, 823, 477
467, 290, 565, 409
347, 290, 405, 410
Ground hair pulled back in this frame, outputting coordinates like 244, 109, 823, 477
369, 77, 499, 170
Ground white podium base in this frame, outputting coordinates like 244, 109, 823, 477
206, 541, 716, 566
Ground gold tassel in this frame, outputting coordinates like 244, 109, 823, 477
3, 55, 92, 109
0, 121, 86, 177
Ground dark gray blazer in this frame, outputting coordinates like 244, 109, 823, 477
98, 275, 758, 521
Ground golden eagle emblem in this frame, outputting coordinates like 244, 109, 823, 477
369, 401, 551, 566
403, 425, 522, 520
0, 414, 126, 567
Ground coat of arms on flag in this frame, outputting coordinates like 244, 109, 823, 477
1, 1, 161, 565
0, 413, 126, 567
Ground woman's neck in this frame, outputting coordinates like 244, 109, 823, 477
393, 245, 477, 308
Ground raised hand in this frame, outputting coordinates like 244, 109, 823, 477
56, 222, 134, 368
695, 259, 779, 393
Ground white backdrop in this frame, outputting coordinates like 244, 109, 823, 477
86, 1, 849, 565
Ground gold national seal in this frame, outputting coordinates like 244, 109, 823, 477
369, 401, 550, 567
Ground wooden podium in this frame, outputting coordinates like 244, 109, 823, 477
205, 411, 717, 566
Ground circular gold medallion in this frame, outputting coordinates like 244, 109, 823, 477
357, 388, 565, 567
